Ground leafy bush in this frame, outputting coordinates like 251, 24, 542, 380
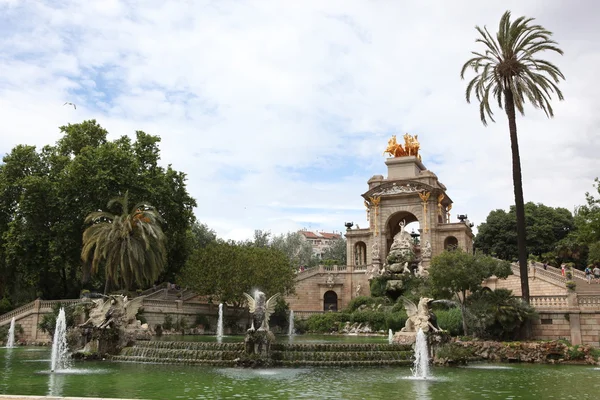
0, 297, 12, 315
568, 345, 585, 360
345, 296, 375, 312
293, 318, 308, 334
435, 308, 463, 336
0, 323, 24, 342
385, 311, 407, 332
136, 312, 147, 325
195, 314, 210, 329
269, 297, 290, 330
163, 314, 174, 330
305, 313, 347, 332
566, 280, 577, 291
370, 277, 388, 298
466, 289, 537, 340
351, 310, 386, 330
39, 303, 83, 337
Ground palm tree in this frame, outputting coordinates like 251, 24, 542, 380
81, 191, 166, 294
460, 11, 565, 304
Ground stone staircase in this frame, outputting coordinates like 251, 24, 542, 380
112, 340, 414, 367
112, 341, 244, 366
527, 262, 600, 294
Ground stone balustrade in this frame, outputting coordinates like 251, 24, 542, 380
529, 295, 569, 310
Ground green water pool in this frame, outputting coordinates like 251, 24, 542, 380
2, 346, 600, 399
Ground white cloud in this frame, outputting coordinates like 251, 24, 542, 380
0, 0, 599, 239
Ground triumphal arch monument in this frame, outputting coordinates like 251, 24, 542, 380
345, 134, 474, 275
287, 134, 474, 313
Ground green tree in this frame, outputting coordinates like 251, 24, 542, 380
0, 120, 196, 305
322, 237, 347, 265
429, 249, 512, 334
270, 231, 315, 267
81, 191, 167, 293
188, 222, 217, 250
466, 289, 537, 340
461, 11, 565, 303
178, 240, 296, 307
476, 202, 574, 260
573, 178, 600, 244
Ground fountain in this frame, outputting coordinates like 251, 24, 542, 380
6, 317, 15, 348
388, 329, 393, 344
50, 308, 70, 372
411, 328, 430, 379
217, 303, 224, 343
288, 310, 295, 338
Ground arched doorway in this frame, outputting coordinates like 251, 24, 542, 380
354, 241, 367, 265
323, 290, 338, 311
386, 211, 419, 252
444, 236, 459, 250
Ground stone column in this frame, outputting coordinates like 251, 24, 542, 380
569, 313, 582, 345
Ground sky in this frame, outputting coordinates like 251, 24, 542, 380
0, 0, 598, 241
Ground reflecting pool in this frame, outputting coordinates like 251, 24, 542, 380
2, 346, 600, 399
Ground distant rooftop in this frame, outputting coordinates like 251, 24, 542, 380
299, 230, 342, 240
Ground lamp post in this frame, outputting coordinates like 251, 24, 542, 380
410, 229, 420, 245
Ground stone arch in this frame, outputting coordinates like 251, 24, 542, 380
444, 236, 459, 250
354, 241, 367, 265
323, 290, 338, 311
385, 210, 419, 252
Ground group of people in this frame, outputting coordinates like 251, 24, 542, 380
584, 265, 600, 284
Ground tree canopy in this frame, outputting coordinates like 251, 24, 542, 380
475, 202, 575, 260
177, 240, 296, 306
461, 10, 565, 306
81, 191, 167, 293
429, 249, 512, 334
0, 120, 196, 305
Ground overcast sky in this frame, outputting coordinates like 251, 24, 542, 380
1, 0, 598, 240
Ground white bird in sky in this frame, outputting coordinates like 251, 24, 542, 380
63, 102, 76, 109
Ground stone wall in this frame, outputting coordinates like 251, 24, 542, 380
285, 265, 371, 312
2, 298, 250, 344
532, 311, 600, 346
485, 274, 567, 297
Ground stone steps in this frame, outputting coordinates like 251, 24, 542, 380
115, 340, 415, 367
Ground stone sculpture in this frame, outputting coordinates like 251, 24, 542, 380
371, 241, 379, 260
422, 240, 432, 258
81, 295, 145, 330
243, 291, 280, 332
76, 294, 149, 356
400, 297, 440, 333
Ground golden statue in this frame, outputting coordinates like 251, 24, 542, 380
368, 196, 381, 207
383, 134, 421, 161
418, 191, 430, 203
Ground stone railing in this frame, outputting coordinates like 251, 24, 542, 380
530, 295, 569, 310
294, 310, 326, 319
0, 298, 83, 326
531, 261, 586, 282
295, 264, 368, 279
577, 295, 600, 308
511, 263, 567, 287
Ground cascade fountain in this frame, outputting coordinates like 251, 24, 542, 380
411, 328, 430, 379
50, 308, 71, 372
6, 317, 15, 348
217, 303, 224, 343
388, 329, 393, 345
288, 310, 295, 338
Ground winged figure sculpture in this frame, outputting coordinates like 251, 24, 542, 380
243, 290, 281, 332
400, 297, 440, 333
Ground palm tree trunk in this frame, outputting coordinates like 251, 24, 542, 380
104, 279, 109, 295
504, 89, 530, 305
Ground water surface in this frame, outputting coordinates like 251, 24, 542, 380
2, 347, 599, 399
